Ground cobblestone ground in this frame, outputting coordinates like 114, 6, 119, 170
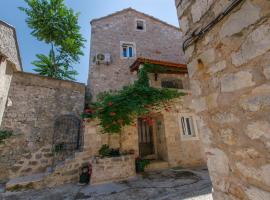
1, 168, 213, 200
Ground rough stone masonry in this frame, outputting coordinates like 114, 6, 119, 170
175, 0, 270, 199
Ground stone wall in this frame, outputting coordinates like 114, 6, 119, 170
91, 155, 136, 185
0, 72, 85, 182
88, 8, 185, 100
175, 0, 270, 199
0, 60, 14, 127
0, 20, 22, 71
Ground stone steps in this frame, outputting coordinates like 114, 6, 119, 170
145, 160, 169, 172
5, 172, 50, 191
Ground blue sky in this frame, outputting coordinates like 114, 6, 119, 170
0, 0, 179, 83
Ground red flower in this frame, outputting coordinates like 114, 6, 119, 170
110, 112, 116, 116
108, 102, 113, 106
85, 109, 92, 113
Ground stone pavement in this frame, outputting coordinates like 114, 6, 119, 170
0, 168, 213, 200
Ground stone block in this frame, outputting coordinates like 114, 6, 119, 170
240, 94, 270, 112
190, 97, 207, 113
212, 112, 240, 124
245, 186, 270, 200
190, 80, 202, 96
180, 16, 189, 34
232, 23, 270, 66
208, 60, 226, 75
207, 148, 229, 176
251, 83, 270, 95
206, 93, 218, 109
191, 0, 214, 23
219, 1, 260, 38
236, 163, 270, 187
220, 129, 235, 145
220, 71, 255, 92
246, 121, 270, 140
263, 65, 270, 79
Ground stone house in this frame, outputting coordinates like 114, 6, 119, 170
88, 8, 185, 100
175, 0, 270, 199
87, 8, 206, 170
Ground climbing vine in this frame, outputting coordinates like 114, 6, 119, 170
82, 63, 186, 134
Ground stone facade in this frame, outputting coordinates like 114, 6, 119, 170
88, 8, 185, 100
176, 0, 270, 199
87, 8, 206, 171
0, 72, 85, 182
84, 71, 206, 169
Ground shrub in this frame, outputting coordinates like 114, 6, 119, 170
0, 130, 13, 144
135, 157, 150, 172
98, 144, 121, 158
98, 144, 111, 157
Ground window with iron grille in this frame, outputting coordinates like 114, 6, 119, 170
161, 79, 184, 89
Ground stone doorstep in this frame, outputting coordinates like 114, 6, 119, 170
144, 160, 170, 172
5, 172, 50, 191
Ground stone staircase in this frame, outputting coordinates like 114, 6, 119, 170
145, 160, 169, 172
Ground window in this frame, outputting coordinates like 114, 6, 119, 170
136, 19, 145, 31
121, 42, 136, 58
179, 114, 198, 139
161, 79, 184, 89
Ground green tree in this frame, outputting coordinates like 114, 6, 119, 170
19, 0, 85, 80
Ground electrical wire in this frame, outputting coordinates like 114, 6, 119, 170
182, 0, 245, 51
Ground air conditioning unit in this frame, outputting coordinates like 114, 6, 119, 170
95, 53, 111, 65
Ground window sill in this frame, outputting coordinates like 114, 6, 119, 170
120, 57, 136, 60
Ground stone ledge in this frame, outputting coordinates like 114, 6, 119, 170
5, 172, 50, 191
91, 155, 136, 185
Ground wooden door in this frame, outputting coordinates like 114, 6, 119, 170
138, 118, 154, 157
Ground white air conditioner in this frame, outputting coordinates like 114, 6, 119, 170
95, 53, 111, 65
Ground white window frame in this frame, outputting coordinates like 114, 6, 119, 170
135, 19, 146, 32
178, 113, 199, 140
120, 41, 136, 59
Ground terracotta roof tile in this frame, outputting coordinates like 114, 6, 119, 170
130, 57, 187, 74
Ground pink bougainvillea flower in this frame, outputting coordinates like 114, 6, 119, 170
85, 109, 92, 113
110, 112, 116, 116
